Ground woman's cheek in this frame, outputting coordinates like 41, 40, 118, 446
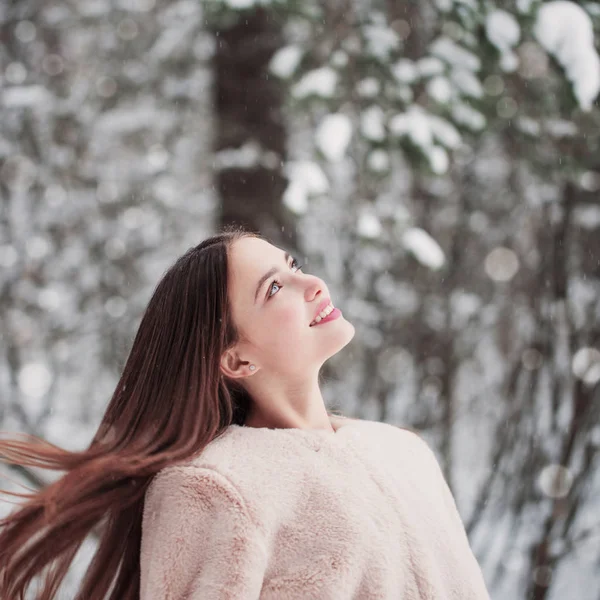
278, 306, 305, 331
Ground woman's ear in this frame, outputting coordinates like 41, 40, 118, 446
220, 348, 256, 379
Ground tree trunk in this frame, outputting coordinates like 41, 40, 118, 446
211, 7, 297, 249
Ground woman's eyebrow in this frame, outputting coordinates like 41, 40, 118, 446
254, 251, 290, 304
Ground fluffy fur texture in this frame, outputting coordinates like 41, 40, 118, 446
140, 416, 491, 599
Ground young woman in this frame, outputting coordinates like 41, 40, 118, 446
0, 225, 491, 599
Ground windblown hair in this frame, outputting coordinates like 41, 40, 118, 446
0, 223, 267, 599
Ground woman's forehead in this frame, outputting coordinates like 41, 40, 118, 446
230, 238, 282, 300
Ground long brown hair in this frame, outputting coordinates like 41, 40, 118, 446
0, 224, 266, 600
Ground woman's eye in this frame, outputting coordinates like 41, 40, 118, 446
268, 281, 281, 297
267, 257, 304, 298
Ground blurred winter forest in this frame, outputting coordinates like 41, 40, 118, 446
1, 0, 599, 597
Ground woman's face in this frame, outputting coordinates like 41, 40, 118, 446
223, 236, 355, 378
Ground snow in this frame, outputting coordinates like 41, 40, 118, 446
363, 24, 400, 59
360, 105, 386, 141
281, 160, 330, 215
43, 413, 98, 452
78, 0, 112, 17
292, 66, 338, 99
572, 347, 600, 386
5, 62, 28, 84
516, 116, 541, 136
149, 18, 199, 61
390, 108, 432, 147
392, 59, 419, 84
315, 113, 353, 162
0, 245, 19, 269
17, 363, 53, 420
331, 50, 348, 67
402, 227, 446, 270
105, 296, 127, 318
282, 180, 308, 215
161, 1, 200, 21
485, 10, 521, 72
427, 76, 453, 103
450, 68, 484, 98
500, 53, 519, 72
579, 171, 600, 191
92, 100, 176, 138
285, 160, 329, 196
213, 140, 277, 170
545, 118, 578, 137
486, 10, 521, 51
450, 290, 483, 329
226, 0, 256, 8
428, 115, 462, 148
357, 211, 383, 239
451, 101, 487, 131
356, 77, 381, 98
38, 288, 61, 312
389, 107, 461, 172
367, 149, 390, 172
429, 146, 449, 174
26, 236, 53, 261
3, 85, 52, 107
434, 0, 453, 12
534, 1, 600, 111
430, 36, 481, 72
417, 57, 445, 77
269, 44, 303, 79
146, 144, 169, 171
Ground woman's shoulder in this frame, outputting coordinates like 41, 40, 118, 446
144, 460, 250, 525
343, 414, 425, 438
347, 416, 437, 458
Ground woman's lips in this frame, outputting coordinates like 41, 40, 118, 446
310, 307, 342, 326
310, 298, 333, 324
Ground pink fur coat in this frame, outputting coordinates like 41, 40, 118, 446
140, 415, 491, 599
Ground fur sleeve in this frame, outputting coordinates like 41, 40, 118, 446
140, 465, 267, 600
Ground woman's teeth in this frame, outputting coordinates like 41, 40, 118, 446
311, 303, 334, 326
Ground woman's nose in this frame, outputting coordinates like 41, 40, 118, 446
305, 277, 326, 301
